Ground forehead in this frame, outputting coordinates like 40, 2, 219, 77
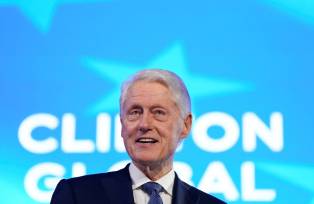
124, 81, 175, 107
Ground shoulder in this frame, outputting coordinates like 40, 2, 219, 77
62, 167, 128, 187
177, 178, 227, 204
51, 167, 130, 204
67, 169, 121, 182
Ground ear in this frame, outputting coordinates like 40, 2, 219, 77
180, 113, 192, 139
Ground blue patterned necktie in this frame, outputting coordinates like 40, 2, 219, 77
141, 182, 163, 204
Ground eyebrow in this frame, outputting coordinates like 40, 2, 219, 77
150, 105, 167, 110
127, 104, 142, 110
127, 104, 167, 111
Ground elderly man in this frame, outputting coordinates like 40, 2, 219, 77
51, 69, 226, 204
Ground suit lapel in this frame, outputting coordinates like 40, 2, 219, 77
101, 164, 135, 204
172, 173, 199, 204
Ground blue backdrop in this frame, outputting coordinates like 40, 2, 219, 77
1, 0, 314, 203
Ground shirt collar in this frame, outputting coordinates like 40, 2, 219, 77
129, 162, 175, 196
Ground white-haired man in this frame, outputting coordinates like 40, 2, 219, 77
51, 69, 226, 204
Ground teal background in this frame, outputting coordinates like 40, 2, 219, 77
0, 0, 314, 203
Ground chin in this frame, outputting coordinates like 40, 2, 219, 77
133, 157, 162, 167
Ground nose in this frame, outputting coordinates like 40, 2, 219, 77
138, 111, 152, 133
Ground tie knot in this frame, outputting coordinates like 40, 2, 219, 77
142, 182, 163, 195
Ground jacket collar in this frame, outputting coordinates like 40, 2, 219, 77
101, 164, 199, 204
101, 164, 135, 204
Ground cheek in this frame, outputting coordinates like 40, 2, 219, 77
121, 124, 127, 138
167, 120, 180, 133
168, 123, 184, 143
121, 122, 137, 138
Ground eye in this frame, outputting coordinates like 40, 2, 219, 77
129, 109, 141, 115
152, 108, 168, 121
127, 108, 142, 121
153, 109, 166, 115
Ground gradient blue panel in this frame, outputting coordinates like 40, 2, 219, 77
0, 0, 313, 203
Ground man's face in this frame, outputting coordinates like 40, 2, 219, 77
121, 81, 191, 167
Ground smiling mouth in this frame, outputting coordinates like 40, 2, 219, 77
136, 138, 158, 143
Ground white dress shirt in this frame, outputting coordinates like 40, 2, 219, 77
129, 162, 175, 204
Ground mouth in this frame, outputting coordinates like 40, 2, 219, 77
136, 137, 158, 144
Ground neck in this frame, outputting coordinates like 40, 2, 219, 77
133, 159, 173, 181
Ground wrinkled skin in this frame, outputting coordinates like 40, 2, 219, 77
121, 81, 192, 180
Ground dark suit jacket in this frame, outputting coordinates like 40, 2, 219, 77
51, 164, 226, 204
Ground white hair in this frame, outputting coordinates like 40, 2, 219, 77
120, 69, 191, 117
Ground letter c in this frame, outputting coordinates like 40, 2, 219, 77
18, 113, 59, 154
